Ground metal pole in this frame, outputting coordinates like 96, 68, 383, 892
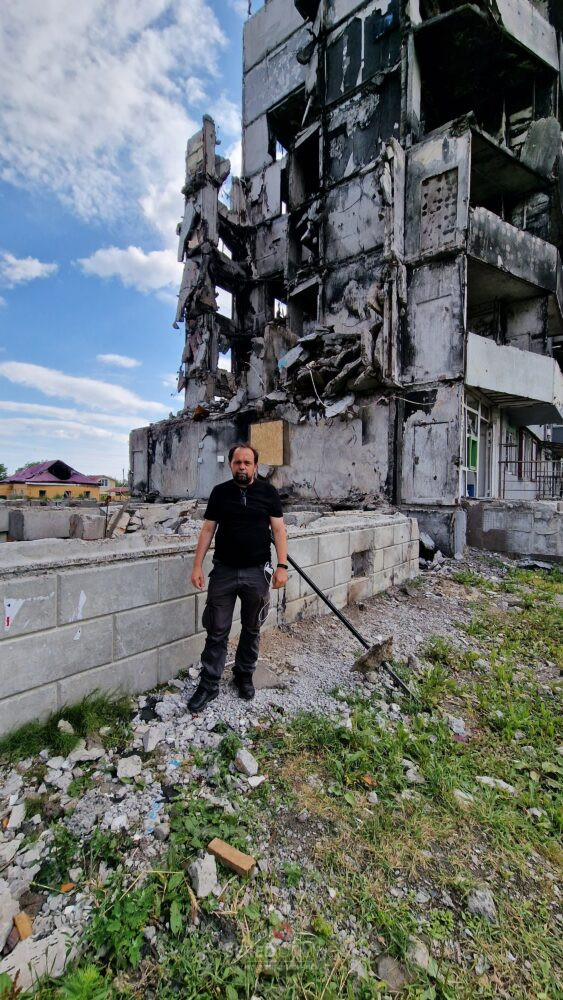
284, 552, 417, 701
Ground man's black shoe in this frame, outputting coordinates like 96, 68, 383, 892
234, 678, 255, 700
187, 685, 218, 713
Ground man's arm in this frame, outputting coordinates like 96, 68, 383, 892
191, 519, 217, 589
270, 515, 288, 590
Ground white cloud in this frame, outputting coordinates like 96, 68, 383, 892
185, 76, 208, 104
0, 252, 58, 287
161, 373, 179, 389
97, 353, 141, 369
0, 1, 227, 223
0, 400, 146, 428
228, 0, 249, 16
0, 416, 129, 445
226, 139, 242, 179
0, 361, 167, 413
0, 296, 6, 306
210, 94, 241, 138
78, 246, 180, 293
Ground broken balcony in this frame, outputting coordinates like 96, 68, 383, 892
413, 0, 559, 135
467, 206, 563, 340
465, 331, 563, 426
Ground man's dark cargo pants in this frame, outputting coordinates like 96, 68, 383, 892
199, 561, 271, 692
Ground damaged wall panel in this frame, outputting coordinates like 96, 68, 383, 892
400, 383, 463, 504
404, 258, 466, 382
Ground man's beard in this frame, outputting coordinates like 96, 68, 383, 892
233, 471, 251, 484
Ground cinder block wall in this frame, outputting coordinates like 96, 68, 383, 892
0, 514, 418, 735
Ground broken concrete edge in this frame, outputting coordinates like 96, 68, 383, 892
0, 511, 415, 579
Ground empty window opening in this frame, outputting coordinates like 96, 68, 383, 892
218, 349, 232, 372
274, 298, 287, 320
268, 87, 307, 155
288, 280, 319, 337
290, 126, 320, 207
352, 549, 371, 578
216, 287, 233, 319
39, 489, 46, 498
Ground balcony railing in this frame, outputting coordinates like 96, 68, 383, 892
499, 445, 562, 500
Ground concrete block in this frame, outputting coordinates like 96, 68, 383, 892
288, 535, 319, 567
372, 568, 394, 593
334, 555, 352, 585
393, 521, 411, 544
383, 544, 403, 569
9, 509, 72, 542
371, 548, 384, 573
0, 684, 58, 737
1, 618, 114, 699
243, 0, 304, 71
282, 595, 318, 623
410, 519, 420, 540
324, 583, 349, 610
114, 596, 195, 659
373, 524, 394, 548
349, 528, 375, 554
409, 558, 419, 577
58, 650, 158, 707
0, 507, 10, 533
282, 569, 300, 602
300, 561, 335, 598
348, 577, 373, 603
403, 540, 419, 562
158, 633, 206, 684
58, 560, 159, 624
393, 562, 410, 586
318, 531, 350, 563
0, 574, 57, 640
69, 514, 106, 540
159, 552, 212, 601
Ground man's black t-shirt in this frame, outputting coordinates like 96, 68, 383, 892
204, 478, 283, 568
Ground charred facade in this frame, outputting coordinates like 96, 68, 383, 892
131, 0, 563, 513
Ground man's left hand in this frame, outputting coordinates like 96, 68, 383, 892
272, 567, 288, 590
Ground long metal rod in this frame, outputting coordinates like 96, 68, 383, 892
284, 552, 417, 701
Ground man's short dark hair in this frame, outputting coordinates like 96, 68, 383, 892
228, 442, 259, 464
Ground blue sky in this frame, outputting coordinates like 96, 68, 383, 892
0, 0, 255, 478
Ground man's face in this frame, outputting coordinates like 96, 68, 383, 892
230, 447, 257, 486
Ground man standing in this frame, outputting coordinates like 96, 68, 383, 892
188, 443, 288, 712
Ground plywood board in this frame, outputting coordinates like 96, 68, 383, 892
250, 420, 286, 466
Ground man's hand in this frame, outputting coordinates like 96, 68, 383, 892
191, 565, 205, 590
272, 567, 288, 590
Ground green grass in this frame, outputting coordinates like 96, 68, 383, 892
5, 564, 563, 1000
0, 692, 132, 762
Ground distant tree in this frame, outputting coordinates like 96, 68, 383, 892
0, 463, 7, 480
14, 460, 50, 473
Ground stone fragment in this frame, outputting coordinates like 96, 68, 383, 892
352, 636, 393, 674
367, 791, 379, 805
0, 928, 77, 989
234, 748, 259, 777
207, 837, 256, 876
419, 532, 436, 557
14, 912, 33, 940
452, 789, 474, 808
188, 853, 218, 898
57, 720, 74, 735
467, 888, 497, 923
476, 775, 516, 795
376, 955, 409, 993
0, 775, 23, 799
0, 838, 22, 866
7, 805, 25, 830
247, 775, 266, 789
350, 958, 368, 980
443, 713, 466, 736
117, 756, 143, 780
0, 888, 19, 950
143, 727, 164, 753
406, 936, 430, 970
3, 926, 20, 954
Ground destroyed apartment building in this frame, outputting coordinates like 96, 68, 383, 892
130, 0, 563, 553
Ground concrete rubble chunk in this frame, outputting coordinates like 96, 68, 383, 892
376, 955, 409, 993
7, 804, 26, 830
0, 928, 77, 989
57, 719, 74, 735
352, 636, 393, 674
476, 775, 516, 795
234, 748, 259, 777
188, 852, 218, 898
117, 755, 143, 780
0, 887, 19, 950
467, 888, 498, 924
453, 789, 474, 808
143, 726, 165, 753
